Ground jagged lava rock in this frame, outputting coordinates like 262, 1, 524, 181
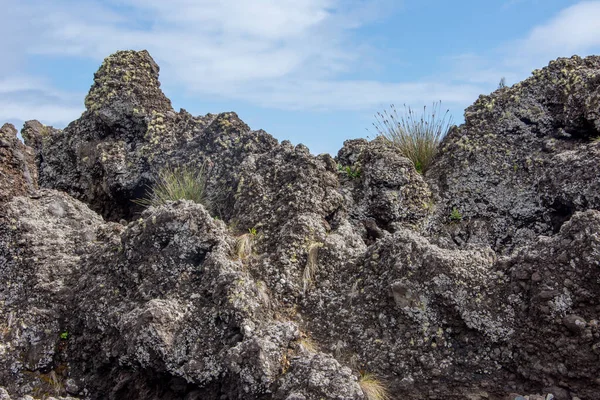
26, 50, 278, 222
1, 50, 600, 400
427, 55, 600, 253
0, 123, 37, 203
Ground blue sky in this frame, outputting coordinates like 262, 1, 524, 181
1, 0, 600, 154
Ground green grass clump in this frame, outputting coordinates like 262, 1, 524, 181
134, 165, 208, 208
449, 207, 462, 221
372, 101, 453, 174
358, 372, 391, 400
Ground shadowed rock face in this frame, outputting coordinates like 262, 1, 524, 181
1, 50, 599, 400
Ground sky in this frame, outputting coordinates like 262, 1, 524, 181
1, 0, 600, 155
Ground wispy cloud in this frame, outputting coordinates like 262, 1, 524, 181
445, 1, 600, 92
1, 0, 477, 116
511, 1, 600, 68
1, 0, 600, 129
0, 74, 83, 127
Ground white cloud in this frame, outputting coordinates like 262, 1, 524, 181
0, 100, 82, 126
1, 0, 600, 128
2, 0, 480, 115
210, 79, 483, 111
445, 1, 600, 92
0, 73, 84, 128
516, 1, 600, 60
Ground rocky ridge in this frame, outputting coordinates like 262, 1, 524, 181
0, 50, 599, 399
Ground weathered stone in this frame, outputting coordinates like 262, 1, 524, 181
563, 315, 586, 333
2, 51, 600, 399
0, 123, 37, 203
427, 55, 600, 254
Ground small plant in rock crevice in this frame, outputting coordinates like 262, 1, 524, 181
358, 372, 391, 400
449, 207, 463, 221
133, 164, 208, 209
344, 165, 361, 179
337, 163, 362, 179
372, 101, 453, 174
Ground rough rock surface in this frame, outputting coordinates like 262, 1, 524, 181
1, 50, 600, 399
0, 123, 37, 203
427, 55, 600, 253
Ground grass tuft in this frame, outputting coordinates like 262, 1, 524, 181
298, 336, 319, 353
233, 228, 258, 260
359, 372, 391, 400
303, 242, 323, 293
498, 77, 507, 89
235, 234, 252, 259
256, 281, 271, 309
134, 164, 208, 208
372, 102, 453, 174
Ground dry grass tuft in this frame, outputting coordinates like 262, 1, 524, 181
372, 102, 452, 174
256, 281, 271, 309
235, 233, 253, 259
359, 372, 391, 400
233, 228, 258, 260
298, 336, 319, 353
303, 242, 323, 293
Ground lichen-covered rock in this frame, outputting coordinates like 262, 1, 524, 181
427, 55, 600, 253
2, 51, 600, 399
0, 123, 37, 203
84, 50, 173, 123
274, 354, 363, 400
0, 190, 107, 398
300, 227, 514, 398
27, 50, 278, 222
0, 387, 79, 400
337, 137, 433, 232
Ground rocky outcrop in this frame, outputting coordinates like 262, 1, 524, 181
427, 56, 600, 253
2, 50, 600, 399
0, 123, 37, 203
24, 50, 277, 222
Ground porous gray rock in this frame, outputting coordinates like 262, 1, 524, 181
0, 190, 107, 398
2, 51, 600, 399
274, 354, 363, 400
0, 123, 37, 203
26, 50, 278, 222
427, 55, 600, 253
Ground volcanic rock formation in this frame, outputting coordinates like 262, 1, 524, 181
1, 51, 599, 400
